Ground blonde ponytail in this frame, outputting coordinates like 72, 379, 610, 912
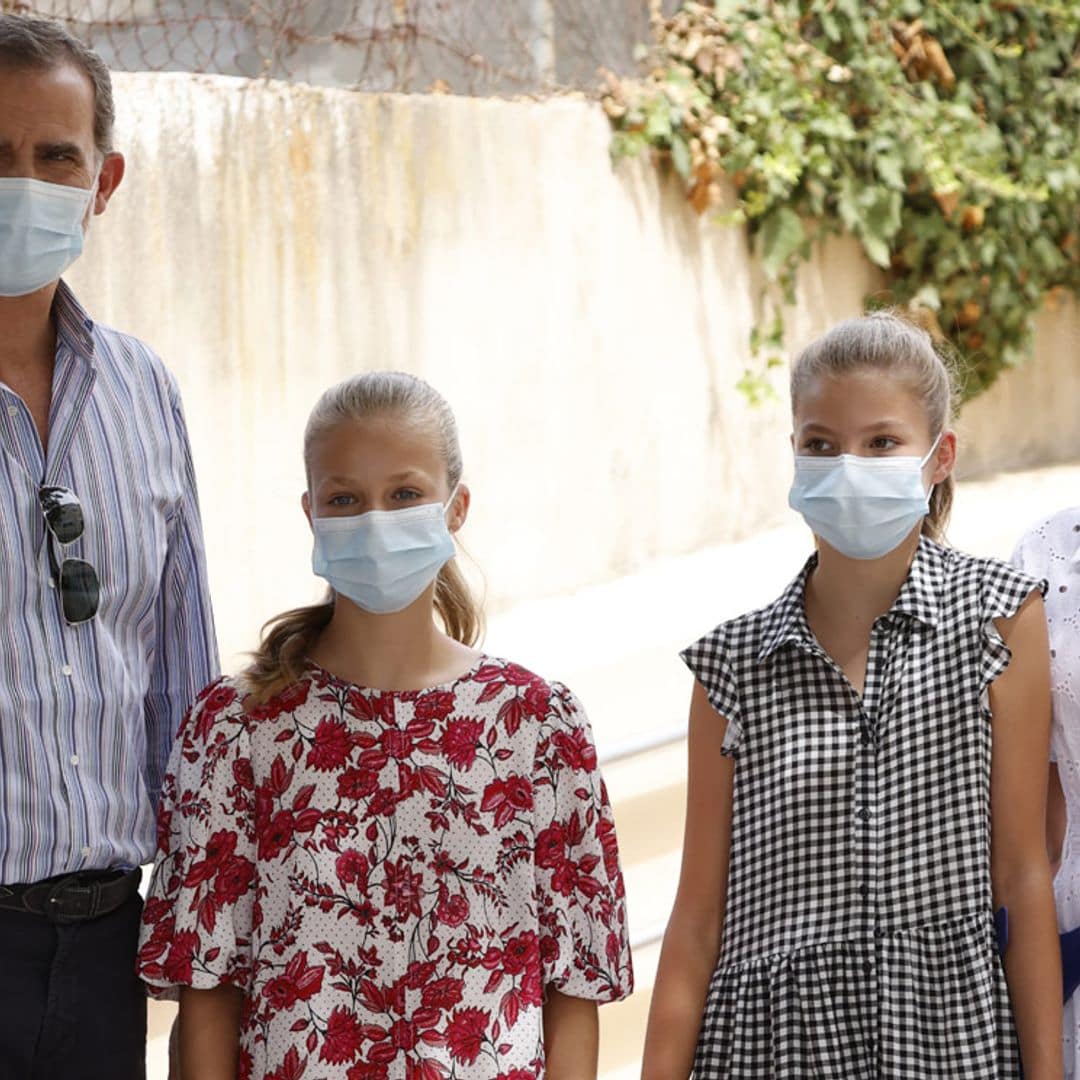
435, 558, 483, 647
244, 598, 334, 705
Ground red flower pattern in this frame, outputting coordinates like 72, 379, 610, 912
138, 661, 632, 1078
445, 1007, 489, 1065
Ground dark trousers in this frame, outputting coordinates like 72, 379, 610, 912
0, 894, 146, 1080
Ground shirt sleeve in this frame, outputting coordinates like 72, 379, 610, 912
137, 678, 256, 999
143, 384, 219, 810
532, 682, 633, 1003
680, 626, 743, 755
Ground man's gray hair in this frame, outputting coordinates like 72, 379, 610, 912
0, 13, 114, 157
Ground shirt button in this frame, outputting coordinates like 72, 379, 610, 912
864, 961, 875, 976
6, 405, 17, 417
80, 846, 92, 858
61, 664, 73, 677
857, 807, 871, 821
47, 578, 56, 590
69, 754, 79, 766
859, 884, 870, 898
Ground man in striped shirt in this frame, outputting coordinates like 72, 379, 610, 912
0, 15, 218, 1077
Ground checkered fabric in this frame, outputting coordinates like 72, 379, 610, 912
682, 537, 1045, 1079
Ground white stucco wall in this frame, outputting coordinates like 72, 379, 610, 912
65, 73, 1078, 666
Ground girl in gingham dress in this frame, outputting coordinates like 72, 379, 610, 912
136, 373, 633, 1079
642, 314, 1062, 1078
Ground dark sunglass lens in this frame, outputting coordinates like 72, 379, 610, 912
59, 558, 100, 624
39, 486, 85, 545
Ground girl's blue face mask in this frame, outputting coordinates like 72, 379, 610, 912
0, 176, 97, 297
311, 487, 459, 614
788, 435, 942, 560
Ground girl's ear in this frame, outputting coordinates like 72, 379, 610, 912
930, 430, 958, 485
448, 484, 470, 535
301, 491, 313, 531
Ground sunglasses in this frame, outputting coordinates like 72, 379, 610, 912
39, 485, 100, 625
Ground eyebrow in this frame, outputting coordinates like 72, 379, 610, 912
798, 419, 912, 435
319, 470, 429, 486
0, 138, 87, 161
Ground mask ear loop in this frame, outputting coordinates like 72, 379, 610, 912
921, 431, 946, 503
443, 482, 463, 528
920, 431, 945, 468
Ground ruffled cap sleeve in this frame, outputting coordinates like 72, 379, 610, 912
979, 561, 1047, 697
681, 626, 743, 755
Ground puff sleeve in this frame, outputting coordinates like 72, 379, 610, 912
531, 682, 634, 1003
136, 677, 257, 999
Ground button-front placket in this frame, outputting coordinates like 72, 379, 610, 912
853, 617, 891, 1068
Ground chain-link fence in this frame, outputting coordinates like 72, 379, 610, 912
6, 1, 679, 94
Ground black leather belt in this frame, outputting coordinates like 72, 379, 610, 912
0, 867, 142, 923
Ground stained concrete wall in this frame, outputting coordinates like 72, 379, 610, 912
64, 73, 1078, 666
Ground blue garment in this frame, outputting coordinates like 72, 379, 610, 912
0, 281, 218, 884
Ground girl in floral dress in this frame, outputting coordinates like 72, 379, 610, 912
136, 372, 633, 1079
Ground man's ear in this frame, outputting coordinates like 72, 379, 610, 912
92, 151, 125, 215
302, 491, 313, 531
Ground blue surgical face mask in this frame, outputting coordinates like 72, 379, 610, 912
788, 435, 942, 560
311, 487, 459, 614
0, 175, 97, 297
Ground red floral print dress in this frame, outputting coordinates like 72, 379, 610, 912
137, 656, 633, 1079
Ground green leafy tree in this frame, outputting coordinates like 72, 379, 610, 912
604, 1, 1079, 400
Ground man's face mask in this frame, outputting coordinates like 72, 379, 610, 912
0, 175, 97, 297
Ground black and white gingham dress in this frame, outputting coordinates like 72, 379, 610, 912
682, 537, 1044, 1078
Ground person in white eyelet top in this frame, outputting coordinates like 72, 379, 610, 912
1013, 506, 1080, 1078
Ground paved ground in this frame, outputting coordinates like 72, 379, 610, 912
145, 461, 1080, 1079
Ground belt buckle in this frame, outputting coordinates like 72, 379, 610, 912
45, 875, 96, 924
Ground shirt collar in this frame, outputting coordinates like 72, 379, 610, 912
52, 279, 96, 364
889, 535, 946, 627
757, 534, 944, 661
757, 557, 817, 661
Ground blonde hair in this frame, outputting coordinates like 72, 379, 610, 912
244, 371, 483, 704
790, 311, 957, 541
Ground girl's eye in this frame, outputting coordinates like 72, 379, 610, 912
802, 438, 832, 454
392, 489, 422, 502
328, 494, 356, 507
870, 436, 900, 451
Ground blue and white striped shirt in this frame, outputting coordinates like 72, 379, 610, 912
0, 282, 218, 885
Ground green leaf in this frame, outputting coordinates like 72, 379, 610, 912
758, 207, 806, 280
671, 134, 692, 180
875, 152, 905, 190
736, 368, 780, 406
860, 233, 891, 269
644, 97, 672, 142
610, 131, 647, 162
